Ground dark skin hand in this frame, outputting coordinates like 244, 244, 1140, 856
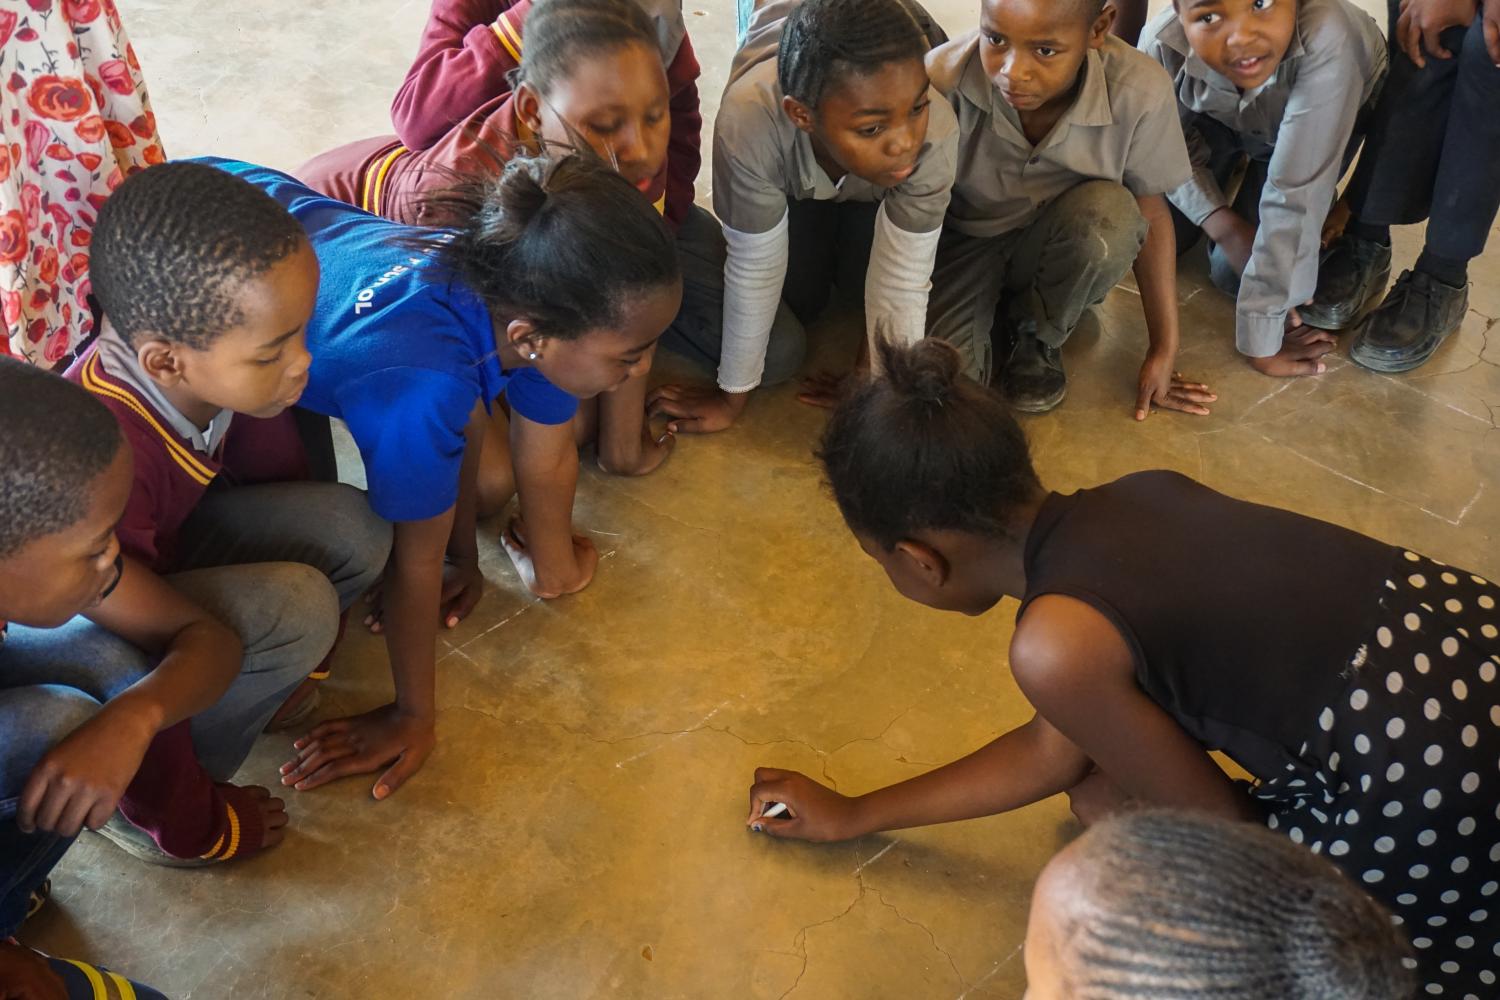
0, 943, 66, 1000
1396, 0, 1478, 67
748, 596, 1255, 842
1249, 312, 1337, 377
1133, 194, 1217, 420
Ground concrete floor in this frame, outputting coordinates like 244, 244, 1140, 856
22, 1, 1499, 997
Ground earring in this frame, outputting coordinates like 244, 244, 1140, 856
528, 352, 539, 361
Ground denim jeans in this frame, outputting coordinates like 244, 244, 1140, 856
0, 479, 389, 935
1345, 5, 1500, 261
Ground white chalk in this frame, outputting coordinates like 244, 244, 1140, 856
760, 802, 789, 819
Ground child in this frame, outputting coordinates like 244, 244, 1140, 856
204, 153, 681, 800
1141, 0, 1388, 377
646, 0, 959, 432
1024, 810, 1416, 999
1306, 0, 1500, 373
746, 338, 1499, 997
0, 355, 283, 993
924, 0, 1214, 417
64, 162, 393, 859
299, 0, 682, 503
387, 0, 699, 230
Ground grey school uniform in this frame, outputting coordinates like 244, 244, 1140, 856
1140, 0, 1387, 358
925, 34, 1191, 383
695, 0, 958, 391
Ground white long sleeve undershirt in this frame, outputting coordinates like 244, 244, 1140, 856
864, 201, 940, 372
717, 211, 790, 393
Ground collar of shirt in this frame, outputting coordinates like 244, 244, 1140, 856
94, 324, 234, 456
958, 42, 1115, 153
1155, 14, 1307, 110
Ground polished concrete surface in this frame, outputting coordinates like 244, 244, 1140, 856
22, 1, 1498, 997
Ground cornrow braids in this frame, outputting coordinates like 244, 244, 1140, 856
1055, 811, 1416, 1000
405, 148, 678, 342
0, 358, 122, 558
514, 0, 661, 95
777, 0, 929, 108
91, 162, 307, 350
817, 338, 1041, 550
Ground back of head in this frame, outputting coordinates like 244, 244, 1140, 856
777, 0, 928, 107
1055, 810, 1416, 999
414, 150, 678, 340
91, 161, 306, 351
517, 0, 662, 93
0, 358, 121, 559
818, 338, 1040, 549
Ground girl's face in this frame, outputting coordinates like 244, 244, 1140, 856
518, 40, 672, 193
784, 58, 933, 188
0, 444, 130, 629
1178, 0, 1297, 91
529, 280, 682, 398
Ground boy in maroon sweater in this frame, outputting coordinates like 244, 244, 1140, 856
60, 163, 391, 864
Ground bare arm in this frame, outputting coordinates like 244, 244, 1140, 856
505, 410, 597, 598
1133, 193, 1216, 419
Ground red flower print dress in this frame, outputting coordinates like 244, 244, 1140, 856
0, 0, 165, 366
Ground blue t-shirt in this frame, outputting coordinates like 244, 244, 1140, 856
200, 158, 578, 523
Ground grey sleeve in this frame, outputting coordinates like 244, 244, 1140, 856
1235, 30, 1366, 357
711, 87, 792, 235
1121, 70, 1193, 199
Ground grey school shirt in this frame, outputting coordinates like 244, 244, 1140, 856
1140, 0, 1387, 357
926, 33, 1191, 240
712, 0, 958, 237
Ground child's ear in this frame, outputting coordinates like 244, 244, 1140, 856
1090, 4, 1118, 46
136, 339, 186, 387
894, 539, 950, 589
781, 95, 817, 135
504, 317, 546, 362
515, 83, 545, 136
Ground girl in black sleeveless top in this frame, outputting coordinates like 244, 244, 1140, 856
745, 339, 1498, 999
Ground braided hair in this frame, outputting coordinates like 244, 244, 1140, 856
777, 0, 929, 108
91, 162, 307, 350
1047, 810, 1416, 999
817, 338, 1041, 550
408, 150, 678, 341
0, 358, 122, 558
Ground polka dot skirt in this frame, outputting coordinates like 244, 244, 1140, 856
1254, 552, 1499, 997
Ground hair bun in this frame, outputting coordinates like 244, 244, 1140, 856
480, 155, 552, 242
878, 336, 962, 406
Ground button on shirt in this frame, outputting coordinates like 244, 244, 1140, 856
1140, 0, 1387, 356
926, 33, 1192, 240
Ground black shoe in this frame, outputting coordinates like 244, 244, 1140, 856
1302, 234, 1392, 330
1350, 270, 1467, 373
999, 327, 1067, 412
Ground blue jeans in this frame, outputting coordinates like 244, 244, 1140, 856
0, 480, 389, 936
1346, 6, 1500, 261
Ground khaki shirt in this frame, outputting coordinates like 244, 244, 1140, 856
712, 1, 958, 236
927, 33, 1191, 240
1141, 0, 1387, 356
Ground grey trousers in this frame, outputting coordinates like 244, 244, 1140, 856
927, 180, 1149, 384
659, 200, 870, 387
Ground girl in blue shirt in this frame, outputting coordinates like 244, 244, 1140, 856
209, 152, 682, 801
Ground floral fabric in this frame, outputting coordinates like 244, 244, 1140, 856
0, 0, 164, 366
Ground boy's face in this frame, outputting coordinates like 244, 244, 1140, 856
519, 40, 672, 194
529, 279, 681, 398
0, 444, 130, 629
145, 241, 320, 419
1178, 0, 1297, 91
784, 58, 933, 188
979, 0, 1110, 115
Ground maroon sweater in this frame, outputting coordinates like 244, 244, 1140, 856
388, 0, 703, 229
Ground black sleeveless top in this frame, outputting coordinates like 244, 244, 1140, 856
1018, 470, 1402, 781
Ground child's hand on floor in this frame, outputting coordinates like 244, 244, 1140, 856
646, 384, 747, 434
17, 701, 157, 838
1135, 351, 1216, 421
746, 767, 864, 843
0, 941, 67, 1000
1396, 0, 1479, 67
280, 703, 435, 801
1249, 313, 1337, 377
501, 518, 598, 599
440, 555, 484, 630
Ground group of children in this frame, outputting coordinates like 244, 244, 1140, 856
0, 0, 1497, 995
